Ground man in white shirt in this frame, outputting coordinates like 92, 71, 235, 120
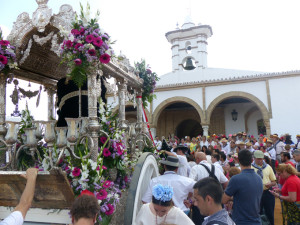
271, 134, 285, 162
190, 152, 228, 186
211, 153, 224, 173
142, 156, 195, 213
0, 168, 38, 225
154, 136, 162, 150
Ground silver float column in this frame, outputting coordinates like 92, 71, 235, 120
88, 71, 101, 162
0, 75, 7, 140
118, 81, 128, 130
136, 91, 143, 133
46, 85, 56, 120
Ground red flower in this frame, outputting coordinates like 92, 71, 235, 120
86, 35, 94, 43
93, 37, 103, 47
74, 58, 82, 65
96, 189, 107, 200
79, 190, 94, 197
88, 49, 96, 56
72, 167, 81, 177
105, 203, 115, 215
66, 40, 73, 48
103, 148, 111, 157
100, 136, 107, 144
0, 55, 8, 65
74, 43, 83, 50
0, 40, 10, 46
99, 53, 110, 64
103, 180, 112, 188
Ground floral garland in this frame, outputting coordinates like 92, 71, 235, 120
134, 59, 159, 107
60, 3, 114, 88
0, 27, 18, 75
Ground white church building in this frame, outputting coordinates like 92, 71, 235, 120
109, 16, 300, 140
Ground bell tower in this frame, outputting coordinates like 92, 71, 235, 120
166, 16, 213, 72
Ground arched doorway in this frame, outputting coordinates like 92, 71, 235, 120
206, 92, 271, 137
155, 101, 202, 139
176, 119, 202, 139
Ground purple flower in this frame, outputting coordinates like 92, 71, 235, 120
72, 167, 81, 177
0, 55, 8, 65
105, 204, 115, 215
96, 189, 108, 200
0, 40, 10, 46
74, 43, 83, 50
71, 29, 80, 36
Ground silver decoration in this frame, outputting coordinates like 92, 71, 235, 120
20, 39, 32, 64
32, 0, 52, 32
50, 34, 61, 56
0, 75, 7, 140
33, 31, 54, 45
51, 4, 75, 33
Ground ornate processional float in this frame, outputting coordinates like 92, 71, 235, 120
0, 1, 160, 224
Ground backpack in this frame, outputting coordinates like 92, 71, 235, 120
199, 164, 219, 181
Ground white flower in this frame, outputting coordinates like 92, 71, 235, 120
107, 194, 113, 198
82, 163, 88, 171
88, 159, 98, 170
69, 34, 74, 42
98, 200, 102, 205
80, 170, 89, 180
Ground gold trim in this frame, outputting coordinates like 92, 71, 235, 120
59, 90, 88, 110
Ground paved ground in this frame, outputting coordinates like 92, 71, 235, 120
275, 198, 283, 225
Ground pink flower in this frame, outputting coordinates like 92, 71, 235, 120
102, 165, 107, 170
0, 40, 10, 46
96, 189, 108, 200
74, 58, 82, 65
72, 167, 81, 177
103, 148, 111, 157
0, 55, 8, 65
124, 176, 128, 183
96, 166, 100, 171
88, 49, 96, 56
74, 43, 83, 50
103, 180, 112, 188
86, 35, 94, 43
93, 37, 103, 47
71, 29, 80, 36
116, 143, 124, 156
105, 203, 115, 215
100, 136, 107, 144
146, 68, 152, 74
66, 40, 73, 48
79, 28, 85, 35
99, 53, 110, 64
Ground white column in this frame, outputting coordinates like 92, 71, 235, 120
117, 81, 127, 130
136, 91, 143, 133
172, 40, 180, 72
197, 35, 208, 68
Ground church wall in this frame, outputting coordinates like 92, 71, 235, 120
269, 76, 300, 141
154, 88, 203, 110
247, 110, 263, 137
205, 81, 268, 109
223, 103, 255, 135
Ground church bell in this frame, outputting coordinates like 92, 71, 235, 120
184, 57, 196, 70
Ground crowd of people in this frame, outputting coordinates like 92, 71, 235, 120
140, 132, 300, 225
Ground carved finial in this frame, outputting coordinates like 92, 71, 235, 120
36, 0, 49, 6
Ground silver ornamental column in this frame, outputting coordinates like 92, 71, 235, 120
88, 70, 101, 162
136, 91, 143, 133
46, 85, 56, 120
0, 74, 7, 140
118, 80, 127, 130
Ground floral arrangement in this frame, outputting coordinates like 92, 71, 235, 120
0, 27, 18, 75
60, 3, 114, 88
152, 184, 174, 202
134, 59, 159, 107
